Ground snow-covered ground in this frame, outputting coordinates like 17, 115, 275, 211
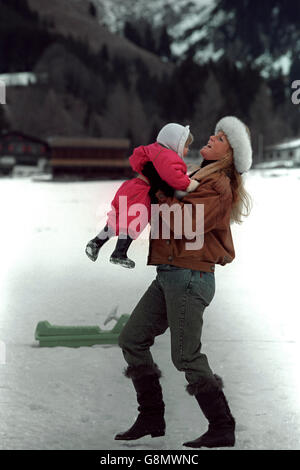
0, 168, 300, 450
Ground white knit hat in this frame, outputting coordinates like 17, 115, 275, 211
157, 123, 190, 159
215, 116, 252, 173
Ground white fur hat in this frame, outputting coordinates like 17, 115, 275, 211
157, 123, 190, 159
215, 116, 252, 173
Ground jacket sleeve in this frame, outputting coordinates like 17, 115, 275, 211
142, 162, 174, 195
152, 150, 191, 191
155, 179, 232, 236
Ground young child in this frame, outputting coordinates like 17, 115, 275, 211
85, 123, 199, 268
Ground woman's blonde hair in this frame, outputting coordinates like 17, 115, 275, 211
223, 147, 253, 224
188, 124, 252, 224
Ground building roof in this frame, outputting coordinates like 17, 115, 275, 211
47, 137, 130, 149
265, 138, 300, 151
0, 72, 37, 86
0, 130, 50, 148
51, 159, 131, 167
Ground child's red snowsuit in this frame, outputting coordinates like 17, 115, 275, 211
106, 142, 190, 239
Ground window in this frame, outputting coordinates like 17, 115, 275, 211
15, 143, 23, 154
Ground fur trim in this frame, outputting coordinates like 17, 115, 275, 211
124, 363, 162, 380
215, 116, 252, 174
190, 154, 233, 182
186, 179, 200, 193
186, 374, 224, 396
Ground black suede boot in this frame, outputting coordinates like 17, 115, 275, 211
110, 235, 135, 269
85, 225, 111, 262
183, 375, 235, 448
114, 364, 165, 440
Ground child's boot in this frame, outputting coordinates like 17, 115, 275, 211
85, 226, 110, 262
110, 235, 135, 269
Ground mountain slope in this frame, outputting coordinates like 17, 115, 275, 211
27, 0, 172, 77
90, 0, 295, 75
92, 0, 215, 59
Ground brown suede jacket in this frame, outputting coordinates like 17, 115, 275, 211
147, 170, 235, 273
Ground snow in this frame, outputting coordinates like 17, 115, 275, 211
93, 0, 215, 32
256, 52, 293, 78
255, 160, 295, 169
265, 138, 300, 151
92, 0, 217, 60
0, 72, 37, 87
0, 169, 300, 450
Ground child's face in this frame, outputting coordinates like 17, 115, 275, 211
183, 145, 189, 158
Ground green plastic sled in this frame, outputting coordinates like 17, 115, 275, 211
34, 314, 130, 347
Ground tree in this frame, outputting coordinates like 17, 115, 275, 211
158, 26, 172, 61
124, 21, 142, 48
248, 82, 292, 162
289, 53, 300, 84
192, 71, 224, 148
143, 22, 156, 54
187, 0, 300, 66
0, 105, 9, 132
88, 2, 97, 18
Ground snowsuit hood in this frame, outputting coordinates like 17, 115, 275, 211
156, 123, 190, 159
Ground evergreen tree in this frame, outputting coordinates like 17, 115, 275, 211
289, 53, 300, 84
248, 82, 288, 161
124, 21, 142, 48
158, 26, 172, 61
192, 71, 224, 148
88, 2, 97, 18
100, 44, 109, 62
143, 22, 156, 54
202, 0, 300, 63
268, 72, 288, 110
0, 106, 9, 132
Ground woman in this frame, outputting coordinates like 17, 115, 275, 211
114, 116, 252, 448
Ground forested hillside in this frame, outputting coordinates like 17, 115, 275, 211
1, 0, 299, 161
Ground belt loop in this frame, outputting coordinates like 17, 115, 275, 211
200, 272, 203, 278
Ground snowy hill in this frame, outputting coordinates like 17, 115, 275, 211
92, 0, 213, 34
27, 0, 171, 77
92, 0, 216, 59
90, 0, 293, 75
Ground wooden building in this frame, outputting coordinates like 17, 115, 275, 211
0, 131, 50, 174
261, 138, 300, 168
48, 137, 132, 179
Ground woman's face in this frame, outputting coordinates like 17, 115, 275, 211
200, 131, 231, 160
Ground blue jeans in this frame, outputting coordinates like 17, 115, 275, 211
118, 265, 216, 385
